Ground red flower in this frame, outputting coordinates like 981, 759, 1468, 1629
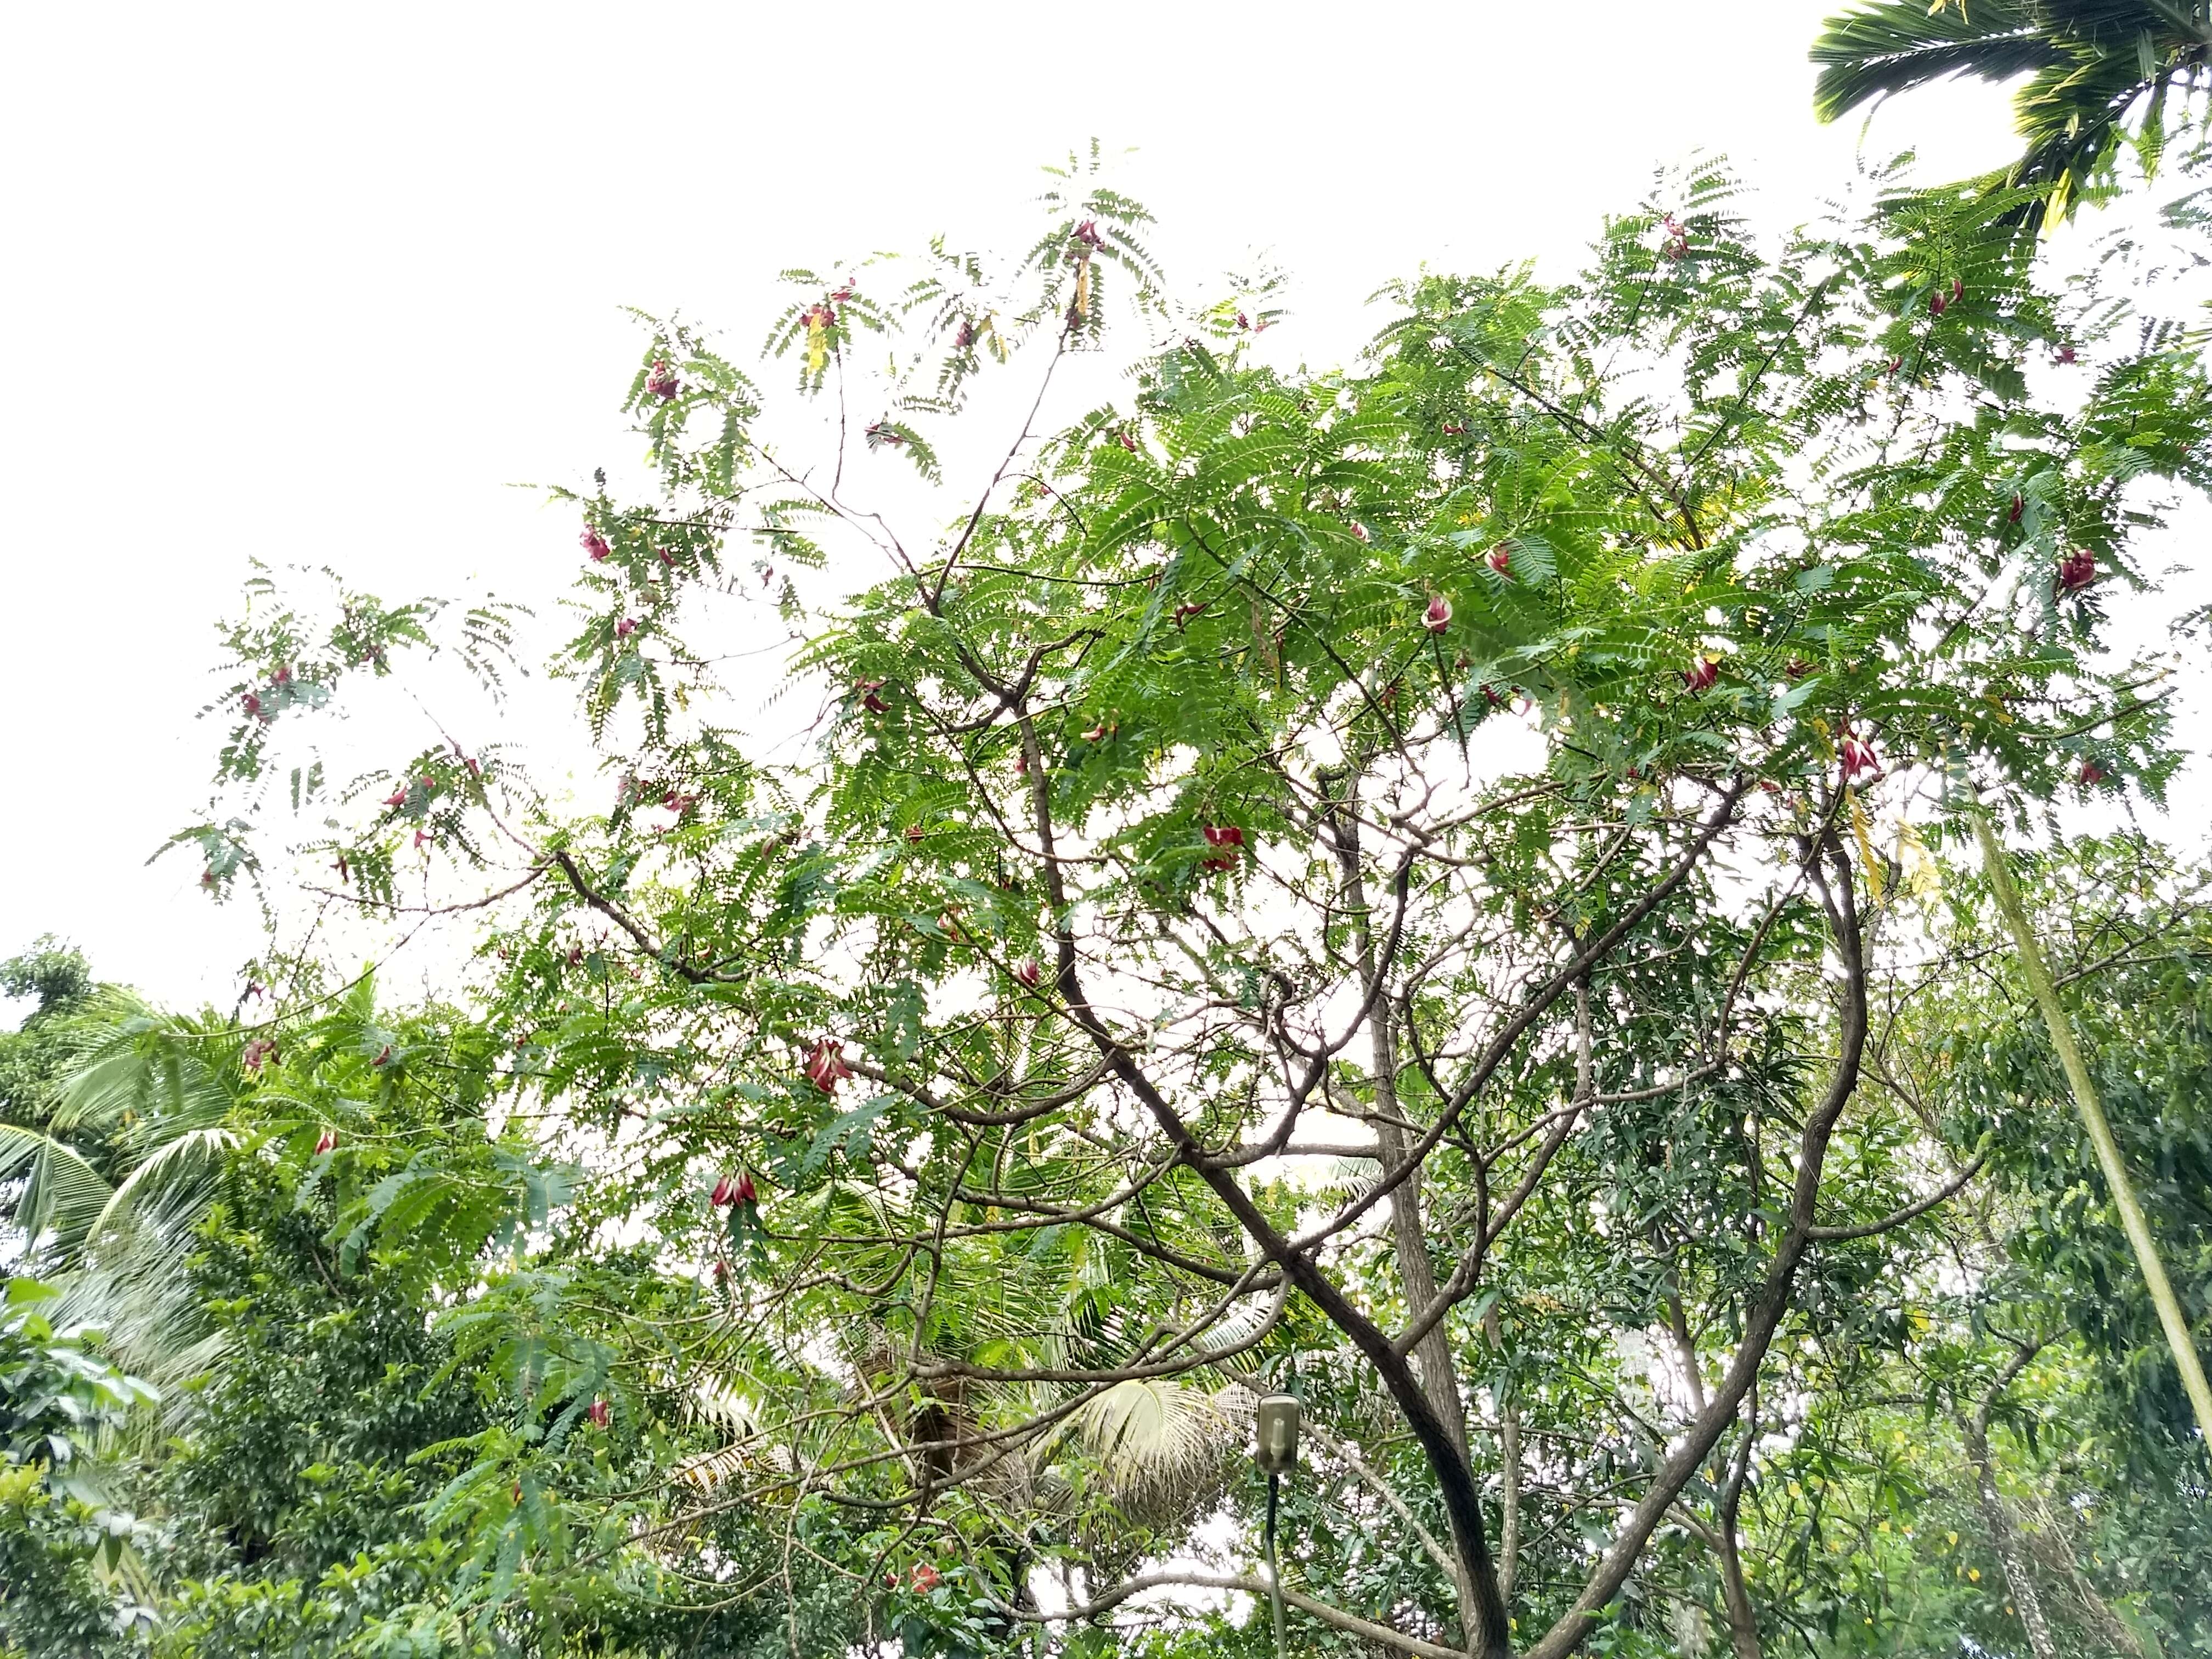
955, 320, 975, 349
567, 943, 584, 967
1013, 957, 1042, 990
1082, 720, 1107, 741
242, 1037, 278, 1073
1784, 658, 1812, 680
1173, 601, 1207, 630
856, 677, 887, 714
413, 829, 431, 849
710, 1175, 736, 1206
372, 1043, 393, 1068
1424, 594, 1452, 633
582, 527, 611, 561
313, 1126, 336, 1155
588, 1398, 610, 1428
1015, 751, 1030, 777
2078, 760, 2107, 787
1072, 219, 1103, 250
241, 692, 262, 718
616, 617, 637, 639
382, 785, 407, 809
713, 1259, 730, 1283
830, 286, 854, 303
906, 825, 926, 844
1929, 290, 1948, 316
1200, 823, 1245, 873
1481, 685, 1503, 707
2008, 493, 2023, 524
1486, 545, 1511, 575
272, 664, 292, 685
1839, 734, 1880, 784
2057, 549, 2096, 594
419, 774, 436, 792
1118, 429, 1138, 453
912, 1563, 942, 1593
733, 1171, 758, 1205
1887, 356, 1902, 375
1681, 656, 1719, 693
1950, 275, 1964, 303
1441, 422, 1464, 436
805, 1038, 854, 1093
646, 358, 680, 400
2055, 344, 2077, 365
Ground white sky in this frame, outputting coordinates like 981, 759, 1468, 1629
2, 1, 2194, 1013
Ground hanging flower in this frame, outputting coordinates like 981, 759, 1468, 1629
2078, 760, 2107, 787
805, 1038, 855, 1093
2057, 549, 2096, 594
1424, 594, 1452, 633
734, 1171, 758, 1205
1071, 219, 1104, 250
615, 617, 637, 640
1681, 656, 1719, 693
710, 1175, 737, 1206
242, 1037, 279, 1074
2008, 493, 2023, 524
1013, 957, 1042, 990
1839, 733, 1880, 784
582, 526, 611, 561
241, 692, 263, 718
312, 1126, 336, 1155
588, 1398, 610, 1428
1173, 602, 1207, 630
912, 1563, 942, 1593
646, 358, 680, 400
1486, 545, 1511, 575
1201, 823, 1245, 873
856, 677, 887, 714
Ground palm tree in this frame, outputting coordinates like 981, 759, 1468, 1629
1812, 1, 2212, 227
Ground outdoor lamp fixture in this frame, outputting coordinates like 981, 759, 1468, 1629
1253, 1392, 1301, 1659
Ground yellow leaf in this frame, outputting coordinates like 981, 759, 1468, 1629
805, 320, 827, 377
1850, 789, 1885, 904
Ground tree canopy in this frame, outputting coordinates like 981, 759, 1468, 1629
6, 151, 2211, 1659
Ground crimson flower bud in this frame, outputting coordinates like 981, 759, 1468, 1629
646, 358, 679, 400
1887, 356, 1902, 375
913, 1563, 941, 1593
1073, 219, 1103, 249
582, 527, 611, 561
273, 664, 292, 685
1682, 656, 1718, 693
1930, 291, 1947, 316
615, 618, 637, 639
1082, 720, 1106, 741
2008, 493, 2023, 523
906, 825, 926, 844
2078, 760, 2107, 787
313, 1126, 336, 1155
1839, 734, 1880, 783
734, 1171, 757, 1205
1013, 957, 1042, 990
1951, 275, 1963, 302
1118, 429, 1138, 453
1486, 545, 1511, 575
2057, 549, 2095, 594
804, 1038, 855, 1093
2056, 345, 2076, 364
1424, 594, 1452, 633
242, 693, 262, 717
1441, 422, 1464, 436
588, 1398, 610, 1428
710, 1175, 736, 1206
373, 1044, 393, 1067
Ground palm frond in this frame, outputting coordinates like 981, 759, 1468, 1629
1813, 1, 2059, 123
0, 1122, 112, 1251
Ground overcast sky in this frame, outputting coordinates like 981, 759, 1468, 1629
6, 1, 2186, 1012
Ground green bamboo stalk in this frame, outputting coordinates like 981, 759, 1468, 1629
1971, 805, 2212, 1446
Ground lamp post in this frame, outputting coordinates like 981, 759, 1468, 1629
1253, 1392, 1301, 1659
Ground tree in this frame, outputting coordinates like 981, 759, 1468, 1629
126, 153, 2212, 1656
1812, 0, 2212, 228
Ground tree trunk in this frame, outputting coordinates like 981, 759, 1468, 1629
1715, 1409, 1761, 1659
1330, 766, 1487, 1650
1962, 1417, 2057, 1659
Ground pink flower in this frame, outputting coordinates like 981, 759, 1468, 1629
2057, 549, 2096, 594
1424, 594, 1452, 633
413, 829, 431, 848
243, 1037, 279, 1073
615, 618, 637, 639
912, 1563, 942, 1593
241, 692, 262, 718
1950, 275, 1963, 303
646, 358, 679, 400
1118, 429, 1138, 453
588, 1398, 610, 1428
1082, 720, 1107, 741
272, 664, 292, 685
314, 1126, 336, 1155
1681, 656, 1719, 693
1486, 545, 1511, 575
1839, 733, 1880, 784
805, 1038, 854, 1093
1173, 602, 1207, 630
2078, 760, 2107, 787
1013, 957, 1042, 990
1200, 823, 1244, 873
710, 1175, 736, 1206
1441, 422, 1464, 436
2056, 345, 2077, 365
582, 527, 611, 561
1072, 219, 1103, 250
734, 1171, 758, 1205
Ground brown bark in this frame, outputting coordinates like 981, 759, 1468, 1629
1715, 1400, 1762, 1659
